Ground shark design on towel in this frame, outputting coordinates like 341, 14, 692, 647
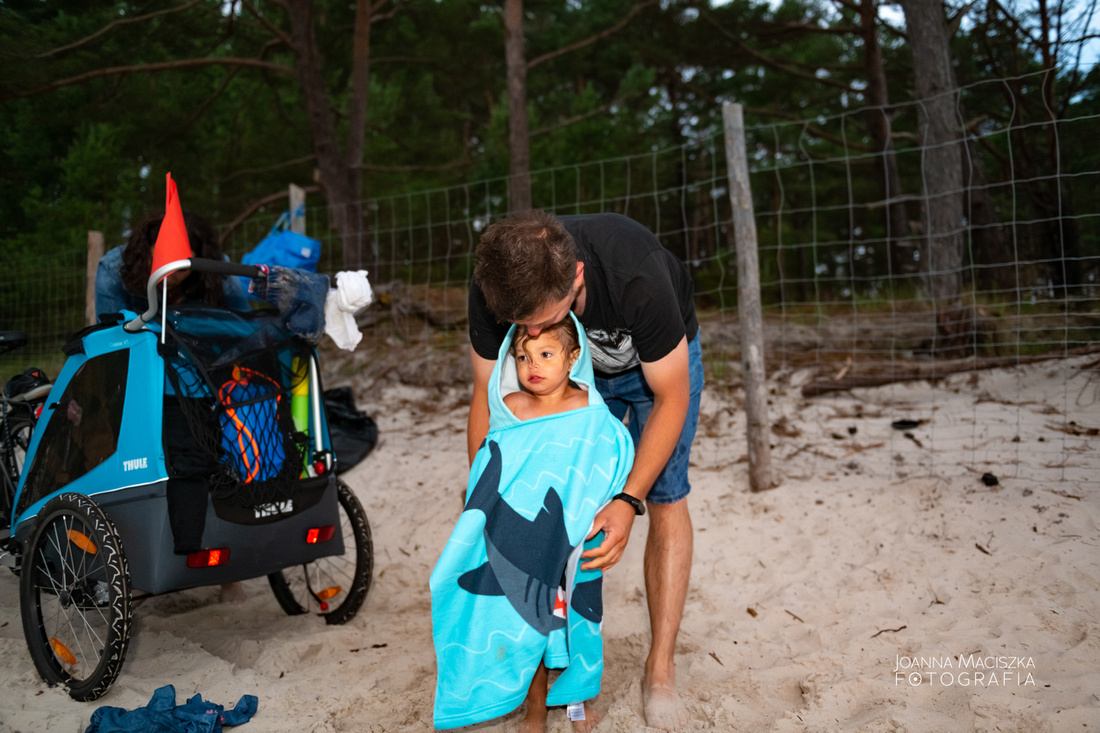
430, 313, 634, 730
458, 440, 603, 634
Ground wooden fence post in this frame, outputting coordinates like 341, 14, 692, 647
289, 183, 306, 235
86, 230, 104, 326
723, 102, 776, 492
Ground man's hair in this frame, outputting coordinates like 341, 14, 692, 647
510, 316, 581, 359
121, 211, 227, 306
474, 209, 579, 322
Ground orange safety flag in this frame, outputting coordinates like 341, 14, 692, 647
150, 172, 193, 279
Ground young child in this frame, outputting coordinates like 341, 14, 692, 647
431, 314, 634, 732
504, 319, 588, 421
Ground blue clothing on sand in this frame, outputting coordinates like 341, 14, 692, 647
95, 246, 250, 318
85, 684, 258, 733
430, 313, 635, 730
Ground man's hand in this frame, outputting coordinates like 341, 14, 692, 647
581, 499, 638, 570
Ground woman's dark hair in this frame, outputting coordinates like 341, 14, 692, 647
120, 211, 226, 307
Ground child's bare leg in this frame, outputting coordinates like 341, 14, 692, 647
517, 663, 549, 733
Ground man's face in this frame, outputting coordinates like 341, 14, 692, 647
515, 262, 584, 336
516, 295, 573, 337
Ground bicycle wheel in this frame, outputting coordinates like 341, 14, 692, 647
19, 493, 132, 701
268, 478, 372, 625
1, 411, 34, 520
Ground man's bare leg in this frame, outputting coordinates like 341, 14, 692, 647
643, 498, 693, 731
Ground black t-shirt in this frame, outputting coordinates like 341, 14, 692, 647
469, 213, 699, 376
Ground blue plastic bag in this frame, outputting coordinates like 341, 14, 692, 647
242, 208, 321, 272
217, 366, 286, 483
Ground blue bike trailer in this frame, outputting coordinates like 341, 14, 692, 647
11, 307, 344, 595
8, 258, 372, 701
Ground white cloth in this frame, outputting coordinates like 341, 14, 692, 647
323, 270, 373, 351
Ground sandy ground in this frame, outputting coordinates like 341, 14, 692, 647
1, 354, 1098, 732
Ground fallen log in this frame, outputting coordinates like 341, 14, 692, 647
801, 344, 1100, 397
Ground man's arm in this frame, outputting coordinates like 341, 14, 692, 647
582, 336, 690, 570
468, 348, 497, 466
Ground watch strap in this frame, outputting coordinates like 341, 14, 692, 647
612, 492, 645, 516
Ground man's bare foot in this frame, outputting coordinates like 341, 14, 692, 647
219, 581, 246, 604
571, 703, 602, 732
643, 683, 688, 732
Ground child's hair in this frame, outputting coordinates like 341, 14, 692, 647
510, 316, 580, 358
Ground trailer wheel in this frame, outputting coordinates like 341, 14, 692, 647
20, 493, 132, 701
268, 478, 372, 625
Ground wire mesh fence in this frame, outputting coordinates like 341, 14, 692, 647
3, 69, 1097, 484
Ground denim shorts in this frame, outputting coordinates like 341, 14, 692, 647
593, 334, 704, 504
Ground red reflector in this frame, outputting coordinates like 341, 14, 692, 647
186, 548, 230, 568
307, 525, 336, 544
314, 461, 326, 475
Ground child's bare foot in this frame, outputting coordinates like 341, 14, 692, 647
570, 703, 602, 732
515, 703, 547, 733
643, 683, 688, 731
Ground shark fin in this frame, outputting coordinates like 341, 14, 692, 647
464, 440, 502, 515
458, 562, 505, 597
570, 576, 603, 624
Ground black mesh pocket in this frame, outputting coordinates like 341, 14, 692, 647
163, 309, 311, 509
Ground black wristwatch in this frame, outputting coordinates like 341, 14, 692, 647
613, 492, 645, 516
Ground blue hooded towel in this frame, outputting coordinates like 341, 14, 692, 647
430, 314, 634, 729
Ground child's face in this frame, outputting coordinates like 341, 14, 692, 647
514, 330, 576, 396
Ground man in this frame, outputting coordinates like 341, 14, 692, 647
467, 209, 703, 731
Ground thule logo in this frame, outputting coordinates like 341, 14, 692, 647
122, 457, 148, 472
254, 500, 293, 518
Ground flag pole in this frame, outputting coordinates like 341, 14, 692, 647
161, 277, 168, 344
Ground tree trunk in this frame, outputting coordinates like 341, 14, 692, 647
898, 0, 963, 304
286, 0, 371, 272
504, 0, 532, 213
963, 135, 1012, 292
858, 0, 913, 280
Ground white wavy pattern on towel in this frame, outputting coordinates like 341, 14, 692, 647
505, 433, 624, 524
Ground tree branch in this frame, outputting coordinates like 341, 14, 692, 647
220, 155, 318, 184
528, 0, 658, 70
218, 185, 322, 247
352, 158, 470, 172
240, 0, 295, 49
700, 7, 855, 92
36, 0, 205, 58
2, 57, 294, 102
530, 102, 615, 136
778, 21, 863, 36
